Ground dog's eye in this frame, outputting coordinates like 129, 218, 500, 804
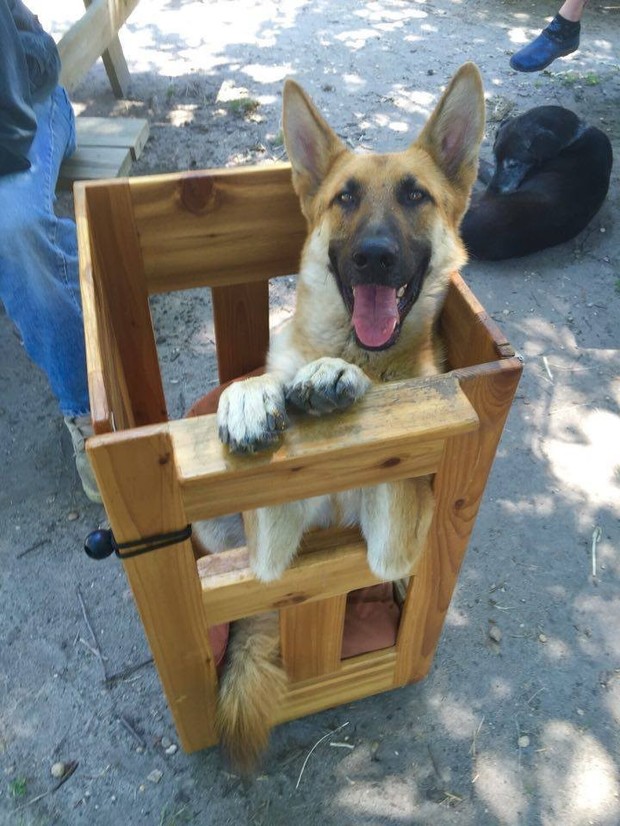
398, 178, 428, 207
336, 190, 356, 207
405, 188, 425, 204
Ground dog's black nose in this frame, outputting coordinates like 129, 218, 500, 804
352, 237, 398, 274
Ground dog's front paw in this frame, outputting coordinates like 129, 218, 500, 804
286, 357, 371, 415
217, 375, 287, 453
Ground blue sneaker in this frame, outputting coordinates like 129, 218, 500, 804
510, 14, 580, 73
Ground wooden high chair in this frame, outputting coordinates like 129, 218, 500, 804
75, 164, 522, 753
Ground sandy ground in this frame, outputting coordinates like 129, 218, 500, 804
1, 1, 619, 824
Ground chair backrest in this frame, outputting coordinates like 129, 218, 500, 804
75, 165, 306, 432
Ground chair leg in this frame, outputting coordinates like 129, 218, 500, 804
88, 427, 220, 752
394, 364, 521, 685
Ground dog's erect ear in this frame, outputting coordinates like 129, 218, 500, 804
416, 62, 485, 192
283, 79, 347, 213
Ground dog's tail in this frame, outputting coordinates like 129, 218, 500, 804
216, 612, 287, 772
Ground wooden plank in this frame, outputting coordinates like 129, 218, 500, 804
198, 528, 381, 626
83, 0, 131, 98
393, 356, 522, 685
174, 374, 478, 521
85, 181, 167, 428
75, 117, 150, 159
100, 37, 131, 97
125, 165, 307, 293
212, 282, 270, 384
276, 650, 397, 724
86, 428, 220, 753
442, 272, 515, 370
58, 0, 141, 92
74, 184, 113, 434
280, 596, 347, 682
59, 146, 132, 187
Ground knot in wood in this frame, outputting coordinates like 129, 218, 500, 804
273, 593, 307, 608
180, 176, 216, 214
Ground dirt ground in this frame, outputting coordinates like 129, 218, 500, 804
1, 1, 619, 824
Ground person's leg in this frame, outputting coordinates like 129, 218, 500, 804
510, 1, 588, 72
0, 86, 100, 501
558, 0, 588, 22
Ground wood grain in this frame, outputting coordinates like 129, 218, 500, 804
277, 650, 397, 724
85, 181, 167, 428
74, 183, 112, 434
442, 272, 515, 369
125, 165, 307, 292
86, 428, 219, 752
174, 374, 478, 521
58, 0, 141, 92
280, 596, 347, 682
198, 527, 380, 625
212, 281, 270, 384
393, 357, 523, 685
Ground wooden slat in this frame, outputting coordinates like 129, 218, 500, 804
83, 0, 130, 98
280, 596, 347, 681
125, 165, 307, 293
58, 0, 141, 92
59, 146, 132, 188
74, 183, 112, 433
174, 374, 479, 521
99, 37, 131, 97
86, 429, 220, 753
198, 527, 380, 626
442, 272, 515, 369
85, 181, 167, 428
212, 282, 270, 384
75, 117, 149, 158
276, 650, 397, 724
393, 356, 523, 685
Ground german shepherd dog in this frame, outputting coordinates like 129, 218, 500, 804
195, 63, 485, 771
461, 105, 613, 260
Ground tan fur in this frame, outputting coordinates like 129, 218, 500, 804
215, 612, 285, 773
212, 63, 485, 772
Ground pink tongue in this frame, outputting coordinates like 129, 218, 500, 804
351, 284, 399, 348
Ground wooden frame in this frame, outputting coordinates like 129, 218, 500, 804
75, 165, 522, 753
58, 0, 141, 96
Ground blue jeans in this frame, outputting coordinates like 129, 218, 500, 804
0, 85, 89, 417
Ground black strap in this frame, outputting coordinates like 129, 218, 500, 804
114, 525, 193, 559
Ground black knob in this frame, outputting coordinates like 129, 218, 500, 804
84, 529, 115, 560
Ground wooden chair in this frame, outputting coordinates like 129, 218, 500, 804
75, 164, 522, 753
58, 0, 142, 98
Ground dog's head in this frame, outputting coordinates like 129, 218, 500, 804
283, 64, 485, 351
490, 106, 583, 194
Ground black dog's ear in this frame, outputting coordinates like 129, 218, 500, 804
282, 79, 347, 215
529, 127, 567, 164
416, 62, 485, 193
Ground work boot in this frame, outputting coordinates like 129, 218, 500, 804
64, 415, 102, 503
510, 14, 581, 72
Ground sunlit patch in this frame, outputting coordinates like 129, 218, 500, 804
507, 26, 537, 46
169, 105, 197, 127
545, 409, 620, 509
342, 74, 366, 91
539, 721, 620, 821
335, 28, 380, 49
242, 63, 293, 83
428, 693, 480, 739
474, 752, 527, 825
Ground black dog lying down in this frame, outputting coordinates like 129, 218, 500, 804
461, 106, 613, 260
